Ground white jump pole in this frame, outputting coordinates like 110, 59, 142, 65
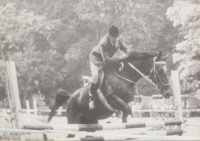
0, 128, 199, 141
57, 106, 63, 116
171, 70, 183, 122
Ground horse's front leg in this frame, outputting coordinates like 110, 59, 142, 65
111, 95, 132, 123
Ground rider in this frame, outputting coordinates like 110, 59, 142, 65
89, 25, 129, 109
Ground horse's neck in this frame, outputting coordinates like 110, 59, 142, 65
102, 69, 134, 98
103, 58, 153, 89
124, 59, 153, 83
103, 68, 132, 90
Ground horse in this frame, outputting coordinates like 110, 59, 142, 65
48, 50, 172, 124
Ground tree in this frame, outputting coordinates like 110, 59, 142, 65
77, 0, 173, 51
166, 0, 200, 93
0, 1, 95, 107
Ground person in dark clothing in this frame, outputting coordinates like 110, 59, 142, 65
89, 25, 129, 109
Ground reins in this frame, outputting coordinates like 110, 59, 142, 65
114, 57, 156, 85
113, 71, 136, 84
127, 62, 155, 85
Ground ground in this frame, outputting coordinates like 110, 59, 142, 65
0, 116, 200, 140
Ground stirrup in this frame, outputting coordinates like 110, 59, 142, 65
89, 91, 92, 97
89, 101, 95, 109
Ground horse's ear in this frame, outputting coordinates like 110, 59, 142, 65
162, 52, 169, 61
157, 50, 162, 60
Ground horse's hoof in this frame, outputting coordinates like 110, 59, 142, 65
124, 106, 132, 115
122, 119, 127, 123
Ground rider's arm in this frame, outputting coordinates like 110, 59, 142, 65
120, 42, 129, 54
100, 44, 120, 67
119, 37, 129, 54
118, 38, 130, 62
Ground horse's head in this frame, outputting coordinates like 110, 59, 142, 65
120, 50, 172, 99
148, 51, 172, 99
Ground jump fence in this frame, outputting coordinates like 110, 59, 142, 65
0, 61, 200, 140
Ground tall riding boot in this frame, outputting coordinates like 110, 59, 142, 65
89, 83, 97, 109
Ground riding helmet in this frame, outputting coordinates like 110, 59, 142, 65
109, 25, 119, 38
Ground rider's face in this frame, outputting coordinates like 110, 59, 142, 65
109, 35, 119, 46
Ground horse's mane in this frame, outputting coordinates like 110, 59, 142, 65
110, 50, 157, 73
127, 50, 157, 61
105, 50, 158, 73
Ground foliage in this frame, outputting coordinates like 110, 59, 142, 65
0, 2, 62, 106
77, 0, 173, 50
166, 1, 200, 92
0, 3, 60, 54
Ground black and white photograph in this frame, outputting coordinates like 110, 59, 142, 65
0, 0, 200, 140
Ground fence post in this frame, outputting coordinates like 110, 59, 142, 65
26, 100, 30, 115
33, 98, 38, 123
25, 100, 32, 124
6, 61, 22, 139
171, 70, 183, 122
6, 61, 22, 127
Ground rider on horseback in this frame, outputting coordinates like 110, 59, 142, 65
89, 25, 129, 109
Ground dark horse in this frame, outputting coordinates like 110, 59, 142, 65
48, 51, 172, 124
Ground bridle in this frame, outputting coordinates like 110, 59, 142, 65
149, 57, 171, 91
115, 57, 170, 91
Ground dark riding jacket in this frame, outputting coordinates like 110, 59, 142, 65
90, 34, 128, 67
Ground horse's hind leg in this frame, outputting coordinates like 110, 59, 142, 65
122, 105, 132, 123
111, 95, 132, 123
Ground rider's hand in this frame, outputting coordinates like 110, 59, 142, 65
119, 54, 128, 62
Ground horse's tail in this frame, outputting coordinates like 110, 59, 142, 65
48, 89, 71, 122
